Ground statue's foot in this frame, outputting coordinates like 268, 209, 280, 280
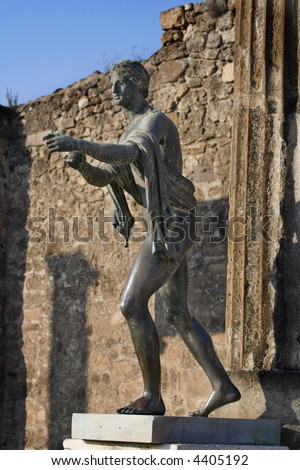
189, 383, 241, 418
117, 396, 166, 415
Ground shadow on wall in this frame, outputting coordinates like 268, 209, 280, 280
271, 0, 300, 371
46, 251, 99, 450
282, 0, 300, 370
155, 198, 229, 345
0, 106, 30, 449
258, 371, 300, 449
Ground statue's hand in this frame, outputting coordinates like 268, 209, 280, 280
65, 152, 86, 171
43, 132, 76, 153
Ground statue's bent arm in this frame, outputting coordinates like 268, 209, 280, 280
64, 150, 135, 245
79, 161, 114, 187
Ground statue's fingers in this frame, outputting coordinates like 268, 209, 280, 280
45, 135, 58, 143
43, 133, 53, 141
48, 137, 62, 148
43, 132, 57, 141
48, 143, 59, 151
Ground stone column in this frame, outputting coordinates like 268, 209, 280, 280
226, 0, 288, 371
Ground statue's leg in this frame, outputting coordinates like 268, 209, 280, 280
157, 258, 241, 417
117, 236, 181, 415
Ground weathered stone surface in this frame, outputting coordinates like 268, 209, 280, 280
25, 130, 50, 147
207, 31, 223, 48
221, 28, 235, 44
222, 62, 234, 82
161, 30, 184, 46
217, 11, 234, 30
157, 59, 188, 83
206, 0, 228, 17
226, 0, 295, 374
77, 96, 89, 110
208, 98, 232, 122
227, 0, 236, 10
160, 6, 186, 31
151, 43, 188, 65
185, 10, 196, 25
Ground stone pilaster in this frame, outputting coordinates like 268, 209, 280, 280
226, 0, 287, 370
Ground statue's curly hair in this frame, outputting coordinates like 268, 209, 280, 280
110, 60, 150, 98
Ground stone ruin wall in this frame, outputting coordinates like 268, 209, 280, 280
0, 2, 236, 449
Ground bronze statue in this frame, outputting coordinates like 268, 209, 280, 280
44, 60, 240, 417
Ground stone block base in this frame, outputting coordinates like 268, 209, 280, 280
64, 438, 288, 450
70, 414, 282, 447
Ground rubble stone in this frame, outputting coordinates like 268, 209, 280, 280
160, 6, 186, 31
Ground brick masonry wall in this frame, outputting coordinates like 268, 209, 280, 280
0, 1, 236, 449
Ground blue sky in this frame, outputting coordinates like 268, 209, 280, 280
0, 0, 187, 106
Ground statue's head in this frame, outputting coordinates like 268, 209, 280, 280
110, 60, 150, 99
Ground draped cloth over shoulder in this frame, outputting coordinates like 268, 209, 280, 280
103, 130, 197, 260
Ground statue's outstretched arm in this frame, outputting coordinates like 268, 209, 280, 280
44, 132, 139, 165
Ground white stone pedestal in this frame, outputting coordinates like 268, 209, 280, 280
63, 414, 288, 450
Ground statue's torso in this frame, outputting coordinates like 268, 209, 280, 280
119, 107, 183, 208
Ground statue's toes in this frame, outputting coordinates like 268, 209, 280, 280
125, 407, 134, 414
117, 406, 134, 414
189, 411, 199, 417
116, 407, 125, 414
189, 409, 207, 418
